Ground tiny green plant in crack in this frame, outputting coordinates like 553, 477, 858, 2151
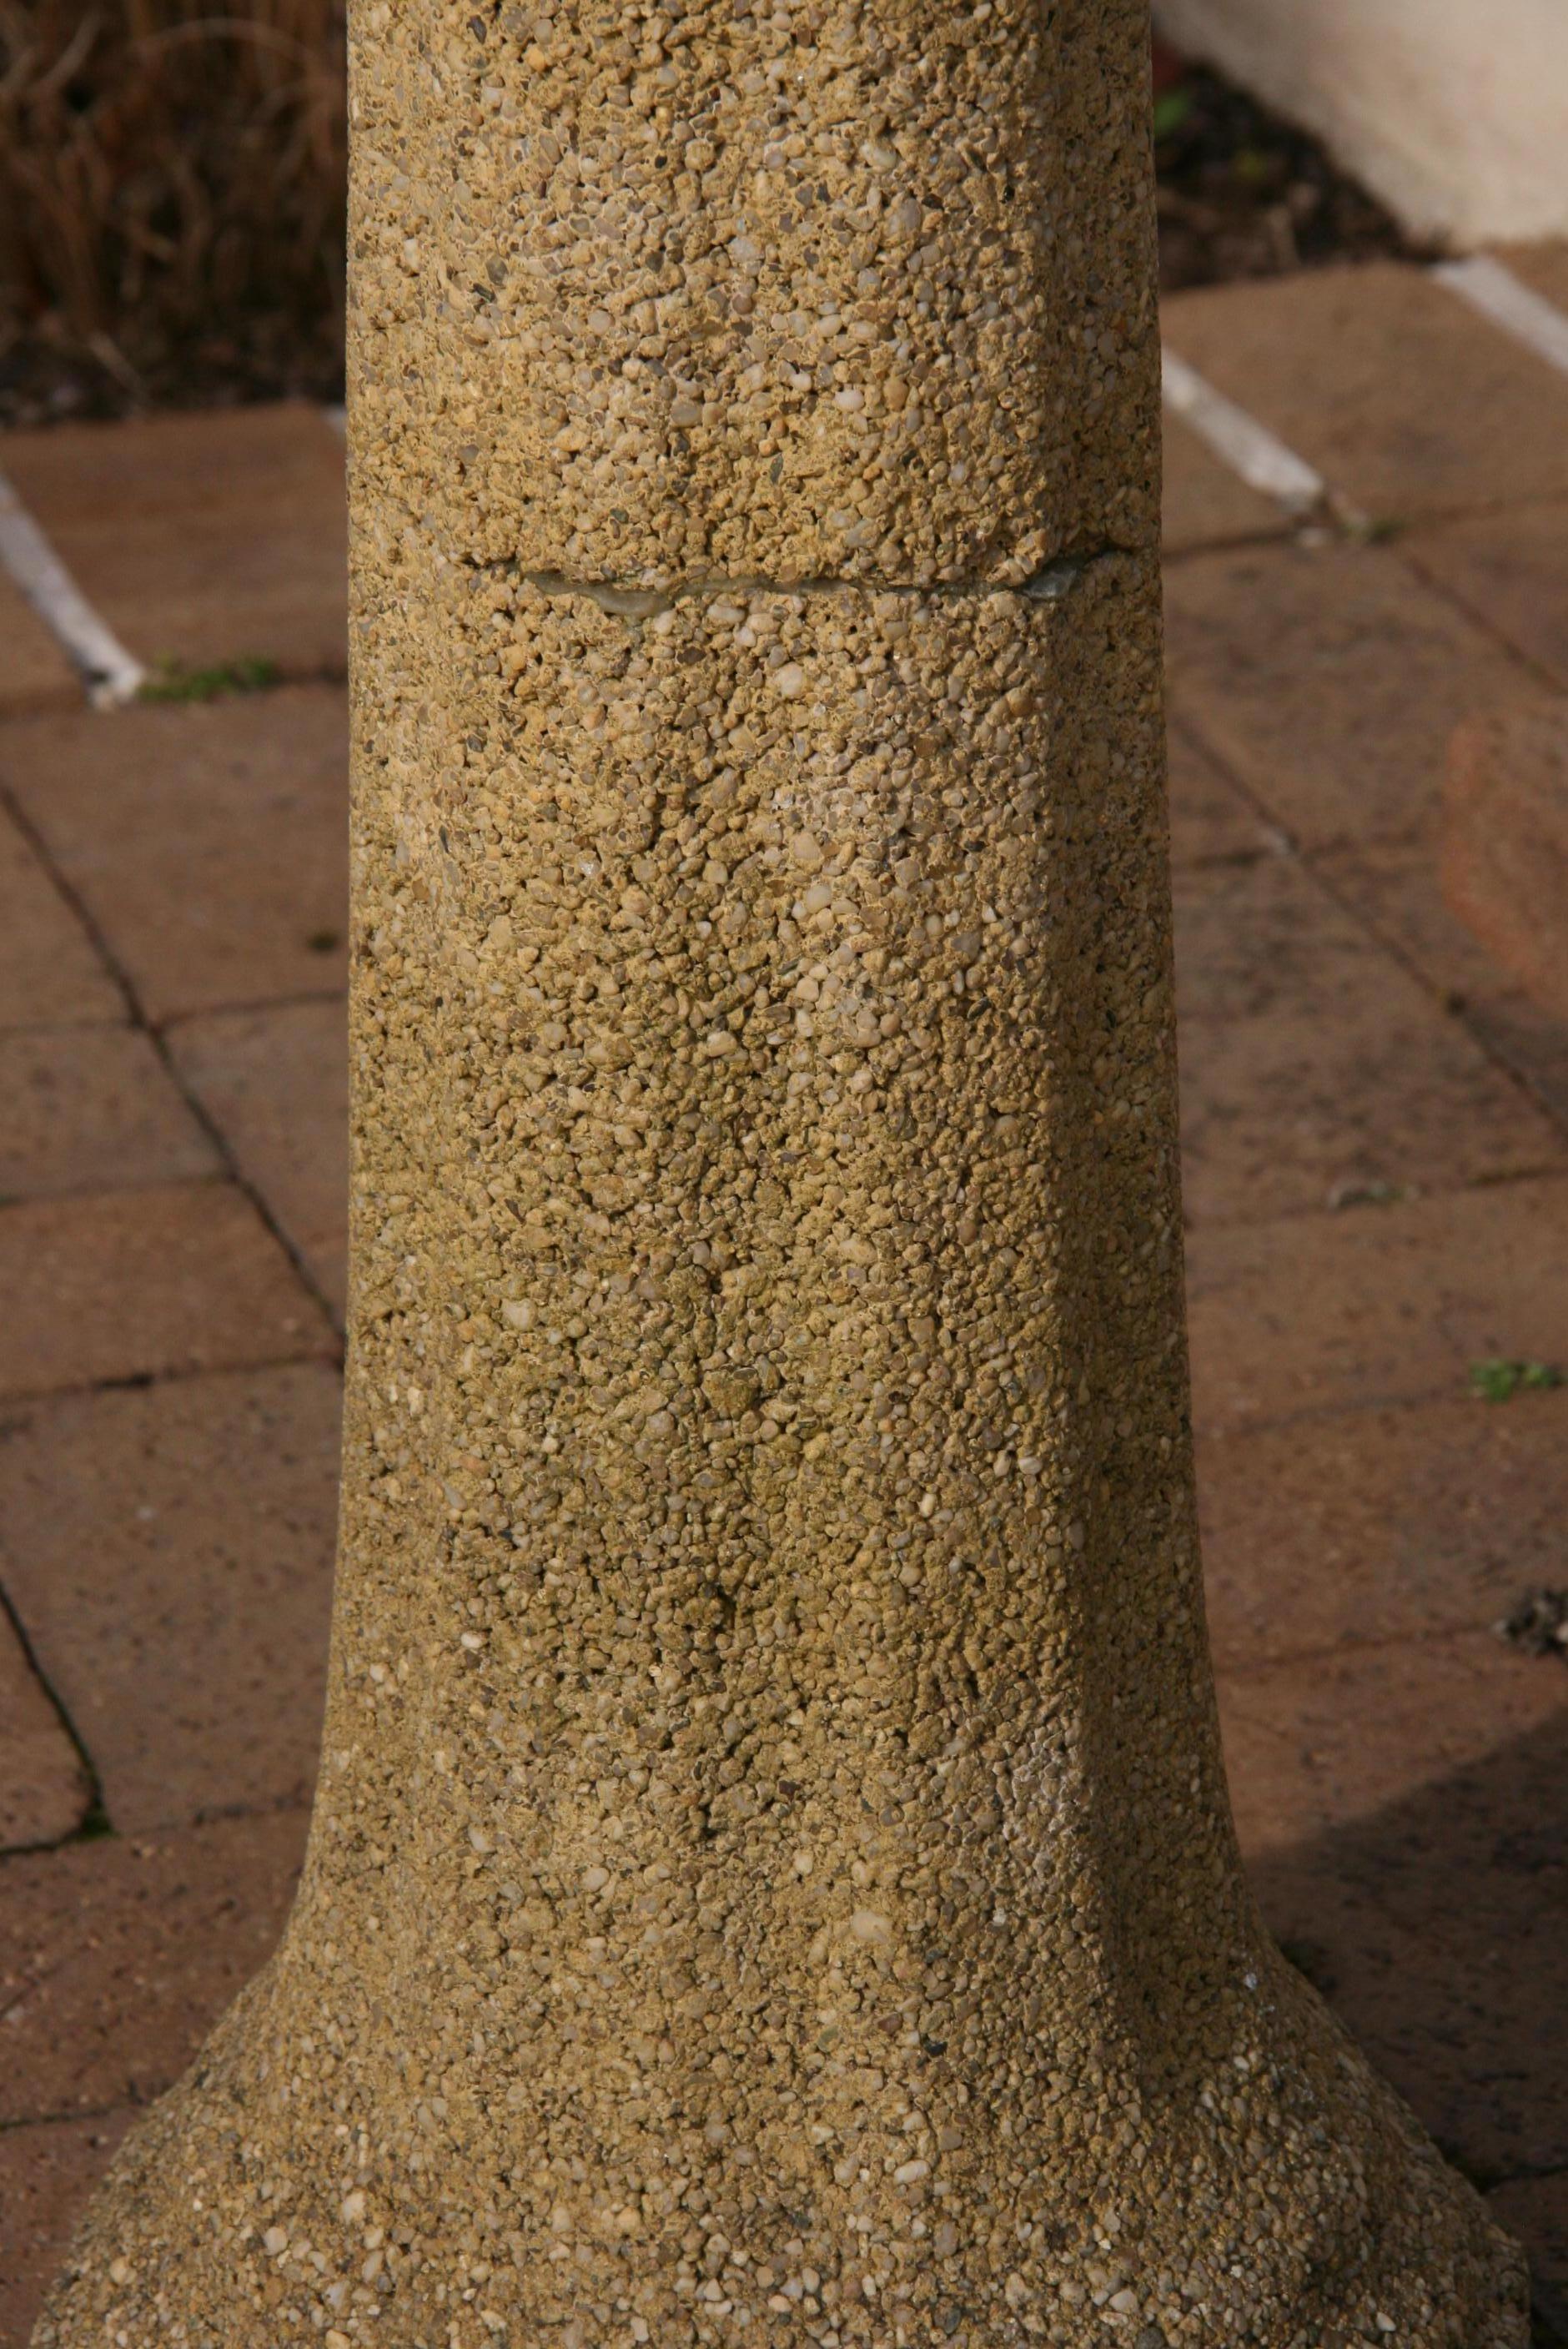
138, 655, 281, 704
1468, 1357, 1564, 1404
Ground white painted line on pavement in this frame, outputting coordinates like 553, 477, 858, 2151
1160, 346, 1328, 518
1434, 254, 1568, 382
0, 468, 144, 707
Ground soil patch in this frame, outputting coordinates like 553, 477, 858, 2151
1152, 39, 1435, 291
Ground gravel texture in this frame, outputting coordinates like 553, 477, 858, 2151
34, 7, 1528, 2346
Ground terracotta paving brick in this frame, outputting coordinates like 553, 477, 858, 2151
0, 1614, 89, 1852
1494, 239, 1568, 317
1458, 998, 1568, 1139
1219, 1633, 1568, 1854
1319, 837, 1529, 1005
1160, 406, 1288, 556
168, 999, 349, 1319
1444, 703, 1568, 1024
0, 572, 78, 718
1405, 499, 1568, 693
1179, 989, 1556, 1225
0, 1364, 340, 1834
1223, 1636, 1568, 2180
1489, 2175, 1568, 2329
0, 1182, 332, 1404
1162, 263, 1568, 523
0, 405, 346, 682
1185, 1173, 1568, 1435
1198, 1387, 1568, 1670
0, 687, 349, 1024
1164, 538, 1536, 851
1319, 842, 1568, 1135
1173, 856, 1564, 1223
1175, 853, 1406, 1027
0, 805, 119, 1032
0, 2110, 136, 2348
1164, 719, 1279, 868
0, 1025, 217, 1203
0, 1808, 307, 2125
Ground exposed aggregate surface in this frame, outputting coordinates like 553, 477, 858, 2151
34, 5, 1527, 2347
347, 0, 1160, 583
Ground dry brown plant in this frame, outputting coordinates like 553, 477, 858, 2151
0, 0, 344, 411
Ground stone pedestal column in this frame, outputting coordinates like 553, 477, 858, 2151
38, 4, 1524, 2346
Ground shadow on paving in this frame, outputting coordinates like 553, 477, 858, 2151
1247, 1698, 1568, 2339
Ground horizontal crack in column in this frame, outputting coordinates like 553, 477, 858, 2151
467, 545, 1134, 618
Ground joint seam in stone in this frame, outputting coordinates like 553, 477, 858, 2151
467, 546, 1135, 618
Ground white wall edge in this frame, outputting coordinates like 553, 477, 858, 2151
1154, 0, 1568, 246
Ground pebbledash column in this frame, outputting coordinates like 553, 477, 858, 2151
39, 4, 1524, 2346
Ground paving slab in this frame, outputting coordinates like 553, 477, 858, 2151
0, 1613, 90, 1852
168, 999, 349, 1319
1185, 1174, 1568, 1435
1179, 997, 1560, 1225
0, 686, 349, 1024
1458, 997, 1568, 1139
1164, 719, 1279, 868
1176, 853, 1415, 1027
1162, 263, 1568, 523
0, 804, 119, 1032
0, 404, 346, 682
1405, 499, 1568, 694
1320, 842, 1568, 1135
0, 1181, 332, 1404
1220, 1632, 1568, 1854
0, 1808, 307, 2125
0, 1364, 340, 1835
0, 2111, 136, 2349
1173, 855, 1564, 1222
1199, 1387, 1568, 1669
1164, 538, 1535, 850
0, 1025, 217, 1204
1160, 405, 1288, 556
1224, 1635, 1568, 2180
1444, 702, 1568, 1024
1494, 240, 1568, 317
1320, 837, 1532, 1006
0, 571, 78, 718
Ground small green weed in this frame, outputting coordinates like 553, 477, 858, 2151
1153, 87, 1194, 140
1468, 1358, 1564, 1404
138, 655, 281, 705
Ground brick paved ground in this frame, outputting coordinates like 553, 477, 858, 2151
3, 257, 1568, 2341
